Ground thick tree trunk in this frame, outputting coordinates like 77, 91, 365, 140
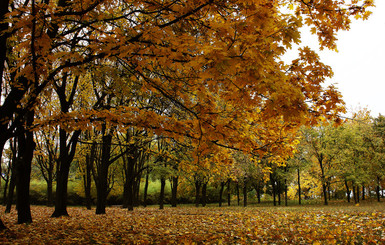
201, 183, 207, 207
52, 129, 80, 217
362, 186, 365, 201
95, 134, 112, 215
195, 181, 201, 207
159, 177, 166, 210
16, 112, 35, 224
46, 175, 53, 207
219, 181, 225, 207
52, 164, 70, 217
322, 183, 328, 205
171, 176, 178, 207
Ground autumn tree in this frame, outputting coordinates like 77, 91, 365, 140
1, 0, 375, 228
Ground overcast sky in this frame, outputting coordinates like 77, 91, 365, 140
288, 1, 385, 117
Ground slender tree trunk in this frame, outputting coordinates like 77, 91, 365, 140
171, 176, 178, 207
195, 181, 201, 207
2, 174, 9, 205
356, 186, 360, 203
362, 186, 365, 201
83, 141, 95, 210
159, 177, 166, 210
227, 179, 231, 206
277, 181, 281, 206
297, 168, 301, 205
377, 177, 381, 202
5, 167, 16, 213
219, 181, 225, 207
143, 169, 150, 207
84, 159, 92, 210
284, 179, 288, 206
344, 179, 351, 203
255, 183, 261, 204
243, 178, 247, 207
236, 183, 240, 206
271, 173, 276, 206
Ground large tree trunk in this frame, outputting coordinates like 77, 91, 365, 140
159, 177, 166, 210
15, 110, 35, 224
171, 176, 178, 207
195, 180, 201, 207
219, 181, 225, 207
52, 129, 80, 217
95, 133, 112, 215
201, 183, 207, 207
46, 174, 54, 207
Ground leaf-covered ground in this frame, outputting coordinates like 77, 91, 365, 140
1, 203, 385, 244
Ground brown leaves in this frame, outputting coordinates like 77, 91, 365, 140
1, 205, 385, 244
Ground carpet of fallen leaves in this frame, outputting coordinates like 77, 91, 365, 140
1, 203, 385, 244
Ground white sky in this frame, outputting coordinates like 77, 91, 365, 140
287, 0, 385, 117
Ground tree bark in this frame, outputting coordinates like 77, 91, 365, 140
143, 169, 150, 207
297, 168, 301, 205
95, 133, 112, 214
219, 181, 225, 207
344, 179, 351, 203
52, 129, 80, 217
201, 183, 207, 207
227, 179, 231, 206
377, 177, 381, 202
243, 178, 247, 207
15, 110, 35, 224
171, 176, 178, 207
195, 180, 201, 207
271, 173, 276, 206
5, 167, 16, 213
159, 177, 166, 210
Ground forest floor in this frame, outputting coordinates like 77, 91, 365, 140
0, 202, 385, 244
